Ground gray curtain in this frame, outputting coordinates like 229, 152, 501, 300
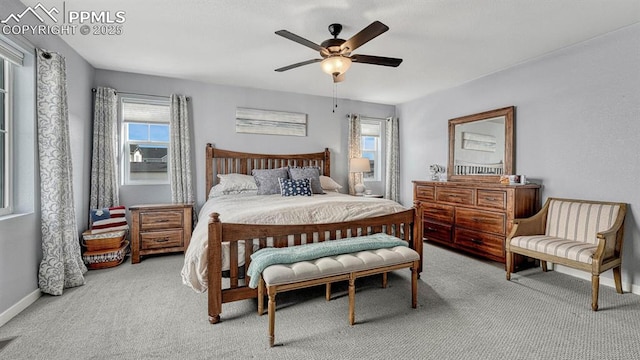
36, 49, 86, 295
347, 114, 362, 195
90, 87, 119, 210
169, 94, 194, 203
385, 117, 400, 201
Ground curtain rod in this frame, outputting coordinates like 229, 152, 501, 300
91, 88, 190, 100
346, 114, 389, 121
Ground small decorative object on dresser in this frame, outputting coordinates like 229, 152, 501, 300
130, 203, 193, 264
413, 180, 541, 270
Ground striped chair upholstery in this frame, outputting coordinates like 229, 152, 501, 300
510, 200, 621, 264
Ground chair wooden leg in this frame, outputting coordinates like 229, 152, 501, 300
382, 272, 388, 288
258, 277, 264, 315
411, 262, 418, 309
505, 250, 512, 281
325, 283, 332, 301
348, 276, 356, 326
613, 266, 623, 294
268, 288, 276, 347
591, 274, 599, 311
541, 260, 548, 272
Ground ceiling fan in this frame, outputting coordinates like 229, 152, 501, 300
275, 21, 403, 83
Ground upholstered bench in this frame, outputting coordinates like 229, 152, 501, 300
506, 197, 627, 311
248, 234, 420, 347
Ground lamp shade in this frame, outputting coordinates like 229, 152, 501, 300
321, 55, 352, 75
350, 157, 371, 173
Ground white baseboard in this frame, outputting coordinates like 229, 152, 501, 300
553, 264, 640, 295
0, 289, 41, 328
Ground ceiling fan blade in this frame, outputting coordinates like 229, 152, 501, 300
275, 30, 326, 52
340, 21, 389, 53
351, 54, 403, 67
275, 59, 322, 72
332, 73, 345, 83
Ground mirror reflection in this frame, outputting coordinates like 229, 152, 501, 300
453, 116, 505, 175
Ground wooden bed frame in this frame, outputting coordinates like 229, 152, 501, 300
203, 144, 420, 324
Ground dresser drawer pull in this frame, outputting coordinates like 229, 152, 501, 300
485, 197, 497, 201
470, 238, 483, 245
448, 194, 459, 198
155, 237, 170, 243
426, 227, 437, 232
155, 219, 170, 223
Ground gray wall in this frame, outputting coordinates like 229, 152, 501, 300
397, 24, 640, 292
93, 70, 395, 210
0, 0, 95, 318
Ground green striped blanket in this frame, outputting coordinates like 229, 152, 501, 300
247, 233, 408, 288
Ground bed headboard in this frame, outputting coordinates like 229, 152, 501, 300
205, 143, 331, 195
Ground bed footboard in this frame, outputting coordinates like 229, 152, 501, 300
207, 208, 418, 323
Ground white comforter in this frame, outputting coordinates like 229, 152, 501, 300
180, 192, 407, 292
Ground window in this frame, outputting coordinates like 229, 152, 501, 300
360, 119, 384, 182
121, 98, 171, 185
0, 57, 10, 215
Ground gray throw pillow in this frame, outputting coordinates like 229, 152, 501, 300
288, 166, 323, 194
252, 168, 289, 195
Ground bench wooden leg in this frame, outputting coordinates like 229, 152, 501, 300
613, 266, 623, 294
591, 274, 599, 311
348, 276, 356, 326
258, 277, 265, 315
268, 287, 277, 347
382, 272, 388, 288
541, 260, 548, 272
326, 283, 332, 301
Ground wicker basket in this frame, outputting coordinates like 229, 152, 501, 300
83, 241, 129, 270
82, 230, 126, 251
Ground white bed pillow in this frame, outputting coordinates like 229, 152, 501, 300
217, 173, 257, 191
319, 175, 342, 192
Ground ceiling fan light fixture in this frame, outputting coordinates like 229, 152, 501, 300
321, 55, 352, 76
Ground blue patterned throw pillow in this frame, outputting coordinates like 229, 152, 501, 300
278, 177, 312, 196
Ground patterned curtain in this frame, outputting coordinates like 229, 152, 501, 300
90, 87, 119, 210
347, 114, 362, 195
36, 49, 86, 295
385, 117, 400, 201
169, 94, 194, 203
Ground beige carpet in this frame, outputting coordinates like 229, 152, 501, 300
1, 242, 639, 359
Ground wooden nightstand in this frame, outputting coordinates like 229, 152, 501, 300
129, 203, 193, 264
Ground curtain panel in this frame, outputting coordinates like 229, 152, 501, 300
385, 117, 400, 201
169, 94, 194, 204
36, 49, 86, 295
90, 86, 119, 210
347, 114, 362, 195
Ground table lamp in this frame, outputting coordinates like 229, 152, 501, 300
350, 157, 371, 196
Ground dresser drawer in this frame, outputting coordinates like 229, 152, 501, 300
455, 207, 505, 235
141, 229, 184, 249
421, 203, 454, 224
140, 211, 183, 230
415, 185, 435, 200
477, 190, 506, 210
436, 188, 474, 205
454, 228, 504, 259
423, 221, 452, 243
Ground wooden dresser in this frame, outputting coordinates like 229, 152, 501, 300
130, 203, 193, 264
413, 181, 540, 268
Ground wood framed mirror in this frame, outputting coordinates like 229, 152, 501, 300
448, 106, 514, 183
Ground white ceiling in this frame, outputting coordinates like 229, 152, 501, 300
19, 0, 640, 105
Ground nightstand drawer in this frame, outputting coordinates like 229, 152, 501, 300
140, 211, 183, 230
141, 230, 184, 249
